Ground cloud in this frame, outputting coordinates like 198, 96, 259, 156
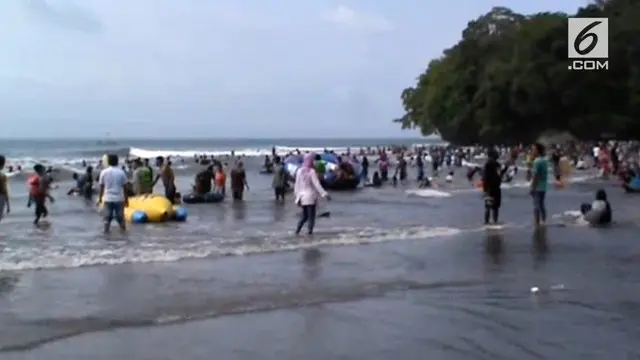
322, 5, 393, 32
0, 0, 418, 138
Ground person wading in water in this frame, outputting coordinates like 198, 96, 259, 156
28, 164, 55, 226
272, 156, 287, 203
98, 154, 129, 234
132, 158, 153, 195
230, 160, 249, 201
482, 149, 508, 225
153, 156, 176, 203
530, 143, 549, 227
294, 153, 330, 236
0, 155, 10, 222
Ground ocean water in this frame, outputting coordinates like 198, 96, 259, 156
0, 139, 639, 359
0, 137, 434, 163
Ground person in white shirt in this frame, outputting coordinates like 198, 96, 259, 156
98, 154, 129, 234
294, 153, 330, 235
580, 189, 612, 226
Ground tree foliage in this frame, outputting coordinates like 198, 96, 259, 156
394, 0, 640, 144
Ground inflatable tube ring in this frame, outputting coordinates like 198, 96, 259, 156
131, 210, 148, 224
173, 207, 188, 221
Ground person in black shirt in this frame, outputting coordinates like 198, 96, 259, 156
482, 149, 508, 225
551, 149, 561, 181
194, 165, 214, 195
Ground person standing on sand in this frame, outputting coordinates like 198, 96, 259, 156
153, 156, 176, 203
0, 155, 10, 222
294, 153, 330, 236
530, 142, 549, 226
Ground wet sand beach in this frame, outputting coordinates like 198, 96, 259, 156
1, 154, 639, 359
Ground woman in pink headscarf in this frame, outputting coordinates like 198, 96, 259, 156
294, 153, 329, 235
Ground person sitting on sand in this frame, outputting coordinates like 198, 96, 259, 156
580, 189, 612, 226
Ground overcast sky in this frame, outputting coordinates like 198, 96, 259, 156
0, 0, 584, 138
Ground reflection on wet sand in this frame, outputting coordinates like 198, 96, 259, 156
533, 227, 549, 261
302, 248, 323, 281
484, 231, 504, 265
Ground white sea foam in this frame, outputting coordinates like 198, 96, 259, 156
4, 144, 392, 170
449, 174, 598, 195
128, 145, 358, 159
0, 226, 462, 271
406, 189, 452, 198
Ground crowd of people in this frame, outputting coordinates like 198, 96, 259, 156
0, 140, 637, 234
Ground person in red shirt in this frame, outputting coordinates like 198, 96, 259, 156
27, 164, 55, 225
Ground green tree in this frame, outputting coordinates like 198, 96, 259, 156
395, 1, 640, 144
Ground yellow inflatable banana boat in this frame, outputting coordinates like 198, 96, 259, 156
100, 194, 188, 223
